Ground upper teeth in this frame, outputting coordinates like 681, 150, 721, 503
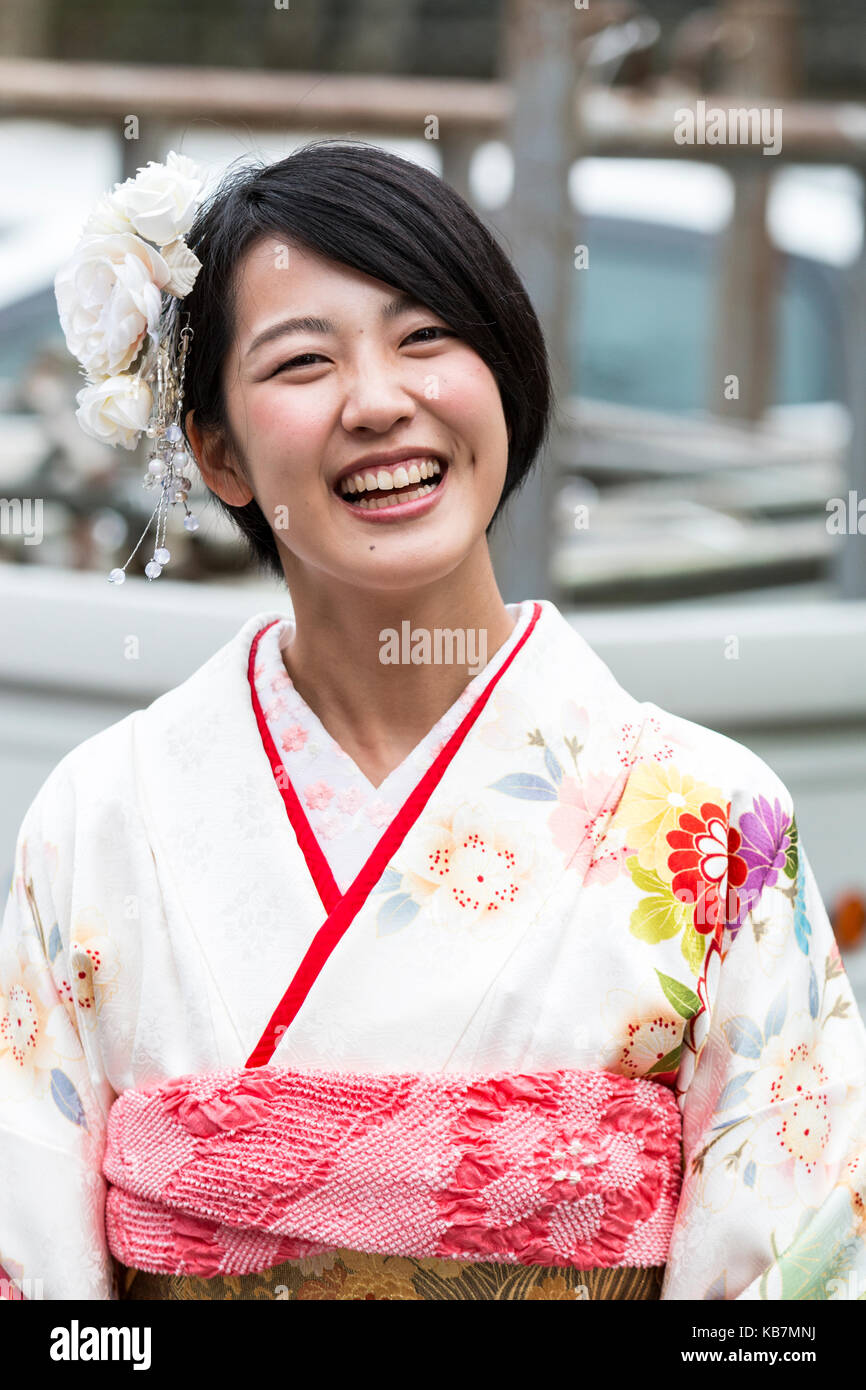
339, 458, 442, 495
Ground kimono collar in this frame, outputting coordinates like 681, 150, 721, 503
131, 601, 649, 1067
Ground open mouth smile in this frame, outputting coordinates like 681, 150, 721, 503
334, 457, 448, 519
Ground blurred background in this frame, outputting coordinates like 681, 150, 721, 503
0, 0, 865, 1008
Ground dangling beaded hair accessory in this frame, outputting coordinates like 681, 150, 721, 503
132, 298, 199, 582
54, 151, 205, 583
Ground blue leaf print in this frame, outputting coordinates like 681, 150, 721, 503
373, 868, 403, 895
743, 1161, 756, 1188
47, 922, 62, 962
722, 1015, 763, 1059
715, 1070, 755, 1113
50, 1069, 87, 1129
543, 746, 564, 786
763, 988, 787, 1041
808, 963, 819, 1019
376, 892, 420, 937
489, 773, 559, 801
794, 867, 812, 957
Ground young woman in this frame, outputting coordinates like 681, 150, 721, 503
1, 142, 864, 1302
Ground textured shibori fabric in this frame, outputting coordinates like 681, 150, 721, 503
102, 1065, 682, 1277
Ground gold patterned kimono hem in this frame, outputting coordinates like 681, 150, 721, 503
116, 1253, 664, 1301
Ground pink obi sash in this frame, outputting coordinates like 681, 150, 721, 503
103, 1066, 683, 1278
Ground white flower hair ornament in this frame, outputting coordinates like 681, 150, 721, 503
54, 151, 206, 583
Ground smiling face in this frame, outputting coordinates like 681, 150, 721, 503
188, 237, 510, 596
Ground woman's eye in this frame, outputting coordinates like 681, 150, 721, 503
270, 329, 452, 375
403, 326, 453, 345
273, 353, 326, 374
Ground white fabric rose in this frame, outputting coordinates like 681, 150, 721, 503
54, 233, 170, 377
108, 151, 203, 247
82, 193, 133, 236
75, 375, 153, 450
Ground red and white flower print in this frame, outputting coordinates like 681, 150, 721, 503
0, 938, 82, 1100
601, 984, 684, 1080
399, 801, 539, 934
747, 1016, 845, 1208
68, 909, 120, 1024
666, 800, 748, 934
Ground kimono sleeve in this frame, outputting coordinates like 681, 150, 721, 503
0, 781, 115, 1300
661, 808, 866, 1301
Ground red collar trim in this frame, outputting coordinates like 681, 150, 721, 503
248, 621, 343, 913
245, 601, 543, 1065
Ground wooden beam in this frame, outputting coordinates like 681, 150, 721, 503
2, 59, 866, 163
0, 59, 506, 131
581, 89, 866, 163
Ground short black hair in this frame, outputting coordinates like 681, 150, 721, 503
182, 139, 553, 581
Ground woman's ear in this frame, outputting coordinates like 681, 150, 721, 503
185, 409, 255, 507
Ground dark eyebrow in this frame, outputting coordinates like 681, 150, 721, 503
245, 292, 429, 357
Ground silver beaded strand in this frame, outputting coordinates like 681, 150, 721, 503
108, 303, 200, 585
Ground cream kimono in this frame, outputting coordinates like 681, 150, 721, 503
1, 598, 865, 1300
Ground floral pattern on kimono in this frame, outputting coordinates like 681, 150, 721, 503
250, 600, 536, 891
0, 598, 864, 1300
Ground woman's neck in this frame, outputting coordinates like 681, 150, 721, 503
279, 549, 517, 788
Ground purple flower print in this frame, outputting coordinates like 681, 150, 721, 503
737, 796, 792, 904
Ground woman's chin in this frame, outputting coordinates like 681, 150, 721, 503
333, 531, 473, 594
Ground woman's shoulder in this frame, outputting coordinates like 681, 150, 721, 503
631, 697, 793, 817
547, 607, 793, 814
22, 609, 286, 823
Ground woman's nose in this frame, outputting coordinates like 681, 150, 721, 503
340, 356, 417, 434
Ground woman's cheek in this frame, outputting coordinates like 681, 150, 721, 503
435, 355, 502, 423
254, 387, 329, 454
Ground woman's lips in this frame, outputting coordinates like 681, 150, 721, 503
335, 462, 449, 522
